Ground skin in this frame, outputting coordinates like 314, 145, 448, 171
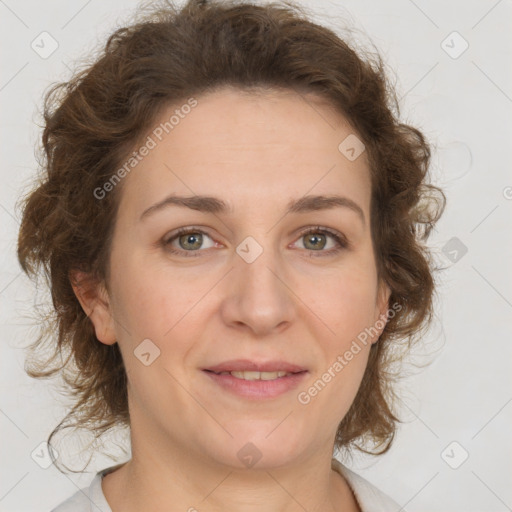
74, 86, 391, 512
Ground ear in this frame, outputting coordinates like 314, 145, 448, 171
371, 279, 392, 345
70, 270, 117, 345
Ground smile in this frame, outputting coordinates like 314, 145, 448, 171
203, 368, 308, 399
213, 370, 294, 380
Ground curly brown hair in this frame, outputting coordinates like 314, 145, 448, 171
17, 0, 446, 470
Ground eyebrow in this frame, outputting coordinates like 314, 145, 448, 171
140, 193, 365, 225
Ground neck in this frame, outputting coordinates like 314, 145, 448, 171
102, 419, 359, 512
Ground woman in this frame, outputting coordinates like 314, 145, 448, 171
17, 0, 445, 510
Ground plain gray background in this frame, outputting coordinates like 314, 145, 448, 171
1, 0, 511, 511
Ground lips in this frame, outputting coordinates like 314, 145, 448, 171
203, 360, 308, 399
204, 359, 307, 374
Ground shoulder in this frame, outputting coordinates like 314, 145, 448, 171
51, 468, 115, 512
332, 458, 404, 512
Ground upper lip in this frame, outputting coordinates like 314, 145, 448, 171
204, 359, 307, 373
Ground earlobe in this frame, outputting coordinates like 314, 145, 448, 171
372, 281, 392, 344
70, 270, 117, 345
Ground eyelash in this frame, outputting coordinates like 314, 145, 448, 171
162, 225, 349, 258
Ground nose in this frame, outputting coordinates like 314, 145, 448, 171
219, 240, 296, 337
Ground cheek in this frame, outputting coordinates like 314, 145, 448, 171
109, 250, 207, 340
108, 258, 200, 407
300, 273, 374, 422
306, 263, 379, 344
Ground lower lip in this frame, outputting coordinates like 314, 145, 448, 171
203, 370, 308, 399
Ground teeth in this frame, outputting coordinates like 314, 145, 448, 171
219, 370, 292, 380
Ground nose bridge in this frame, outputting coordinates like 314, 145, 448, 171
220, 233, 296, 335
239, 237, 282, 296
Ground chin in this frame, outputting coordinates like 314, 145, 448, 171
205, 421, 309, 470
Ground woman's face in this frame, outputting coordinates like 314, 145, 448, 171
93, 86, 390, 469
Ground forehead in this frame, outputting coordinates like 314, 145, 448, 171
118, 86, 371, 219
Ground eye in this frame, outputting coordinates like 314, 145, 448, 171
163, 227, 216, 257
162, 225, 349, 258
293, 226, 349, 257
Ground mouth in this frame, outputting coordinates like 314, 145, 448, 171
204, 369, 303, 381
202, 359, 308, 399
204, 359, 307, 374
